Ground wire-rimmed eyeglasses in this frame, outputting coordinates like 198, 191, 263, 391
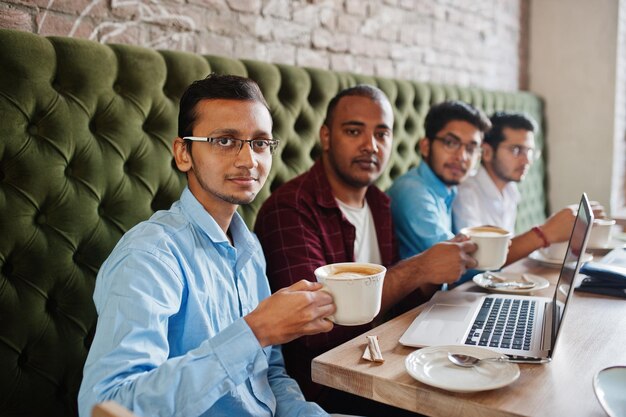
432, 136, 481, 157
502, 144, 541, 161
183, 136, 280, 156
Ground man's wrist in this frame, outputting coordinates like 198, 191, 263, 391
531, 226, 550, 248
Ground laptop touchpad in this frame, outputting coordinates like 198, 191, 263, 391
416, 304, 473, 343
427, 304, 472, 321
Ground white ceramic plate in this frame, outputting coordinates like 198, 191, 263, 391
405, 345, 520, 393
593, 366, 626, 417
529, 250, 592, 268
473, 272, 550, 294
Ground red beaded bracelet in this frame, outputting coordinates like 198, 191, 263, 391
531, 226, 550, 248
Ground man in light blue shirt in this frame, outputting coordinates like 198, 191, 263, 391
388, 161, 459, 259
78, 74, 335, 417
388, 101, 490, 259
388, 101, 579, 266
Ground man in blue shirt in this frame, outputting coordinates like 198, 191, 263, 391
78, 74, 335, 417
388, 101, 577, 265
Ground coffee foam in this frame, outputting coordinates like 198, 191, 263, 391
327, 265, 382, 280
329, 271, 372, 279
464, 226, 509, 236
471, 231, 505, 237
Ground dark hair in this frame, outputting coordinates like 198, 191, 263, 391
177, 73, 269, 138
323, 84, 391, 127
424, 100, 491, 139
483, 111, 538, 150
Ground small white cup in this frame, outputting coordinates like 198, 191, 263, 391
461, 226, 512, 270
314, 262, 386, 326
540, 241, 569, 261
588, 218, 616, 248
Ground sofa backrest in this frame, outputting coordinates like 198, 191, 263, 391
0, 28, 546, 417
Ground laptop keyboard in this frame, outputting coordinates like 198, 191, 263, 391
464, 298, 536, 351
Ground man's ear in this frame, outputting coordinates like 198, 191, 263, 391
481, 143, 494, 163
320, 125, 331, 152
173, 137, 192, 173
418, 137, 430, 159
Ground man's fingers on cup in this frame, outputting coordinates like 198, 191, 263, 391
311, 318, 334, 334
319, 318, 334, 332
451, 233, 469, 242
464, 253, 478, 269
312, 289, 334, 306
300, 317, 334, 335
460, 240, 478, 253
319, 302, 336, 317
291, 279, 322, 291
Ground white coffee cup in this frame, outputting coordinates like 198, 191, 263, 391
540, 241, 569, 261
314, 262, 386, 326
588, 218, 616, 248
460, 226, 512, 270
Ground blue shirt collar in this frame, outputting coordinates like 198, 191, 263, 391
416, 162, 457, 207
180, 187, 256, 253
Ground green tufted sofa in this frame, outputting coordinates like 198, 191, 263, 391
0, 28, 547, 417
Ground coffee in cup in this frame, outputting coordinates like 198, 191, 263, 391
460, 226, 512, 270
314, 262, 386, 326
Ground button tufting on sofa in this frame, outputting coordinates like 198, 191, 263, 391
2, 260, 12, 277
0, 28, 549, 417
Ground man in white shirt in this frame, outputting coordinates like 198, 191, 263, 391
453, 111, 538, 233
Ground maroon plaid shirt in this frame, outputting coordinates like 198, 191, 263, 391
254, 159, 398, 401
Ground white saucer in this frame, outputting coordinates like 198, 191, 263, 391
529, 250, 593, 268
593, 366, 626, 417
405, 345, 520, 393
473, 272, 550, 294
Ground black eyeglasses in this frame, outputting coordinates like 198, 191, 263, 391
431, 136, 481, 157
502, 144, 541, 161
183, 136, 280, 156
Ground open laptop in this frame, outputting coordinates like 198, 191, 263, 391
399, 193, 593, 363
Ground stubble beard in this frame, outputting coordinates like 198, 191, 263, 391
192, 165, 257, 206
328, 150, 376, 189
425, 153, 462, 186
491, 158, 522, 184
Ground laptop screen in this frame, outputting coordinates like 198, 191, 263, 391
550, 193, 593, 351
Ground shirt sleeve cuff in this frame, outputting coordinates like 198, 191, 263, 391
208, 317, 268, 385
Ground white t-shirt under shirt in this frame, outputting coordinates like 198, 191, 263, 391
335, 198, 382, 264
452, 165, 521, 233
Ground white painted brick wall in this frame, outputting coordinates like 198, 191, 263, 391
0, 0, 526, 91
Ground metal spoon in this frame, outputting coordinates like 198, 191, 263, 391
484, 272, 536, 289
447, 352, 509, 367
486, 281, 536, 289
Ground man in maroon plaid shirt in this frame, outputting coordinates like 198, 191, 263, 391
255, 85, 478, 416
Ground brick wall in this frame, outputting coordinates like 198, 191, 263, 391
0, 0, 527, 91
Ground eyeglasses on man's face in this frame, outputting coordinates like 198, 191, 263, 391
432, 135, 481, 157
502, 144, 541, 161
183, 136, 280, 156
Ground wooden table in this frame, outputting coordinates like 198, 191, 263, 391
312, 258, 626, 416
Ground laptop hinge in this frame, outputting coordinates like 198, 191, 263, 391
540, 300, 554, 351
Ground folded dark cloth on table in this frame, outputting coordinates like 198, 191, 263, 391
577, 248, 626, 298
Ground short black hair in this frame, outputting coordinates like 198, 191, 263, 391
424, 100, 491, 139
483, 111, 538, 150
323, 84, 391, 127
177, 73, 269, 138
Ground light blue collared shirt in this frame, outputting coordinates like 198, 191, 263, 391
387, 162, 457, 259
78, 187, 328, 417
